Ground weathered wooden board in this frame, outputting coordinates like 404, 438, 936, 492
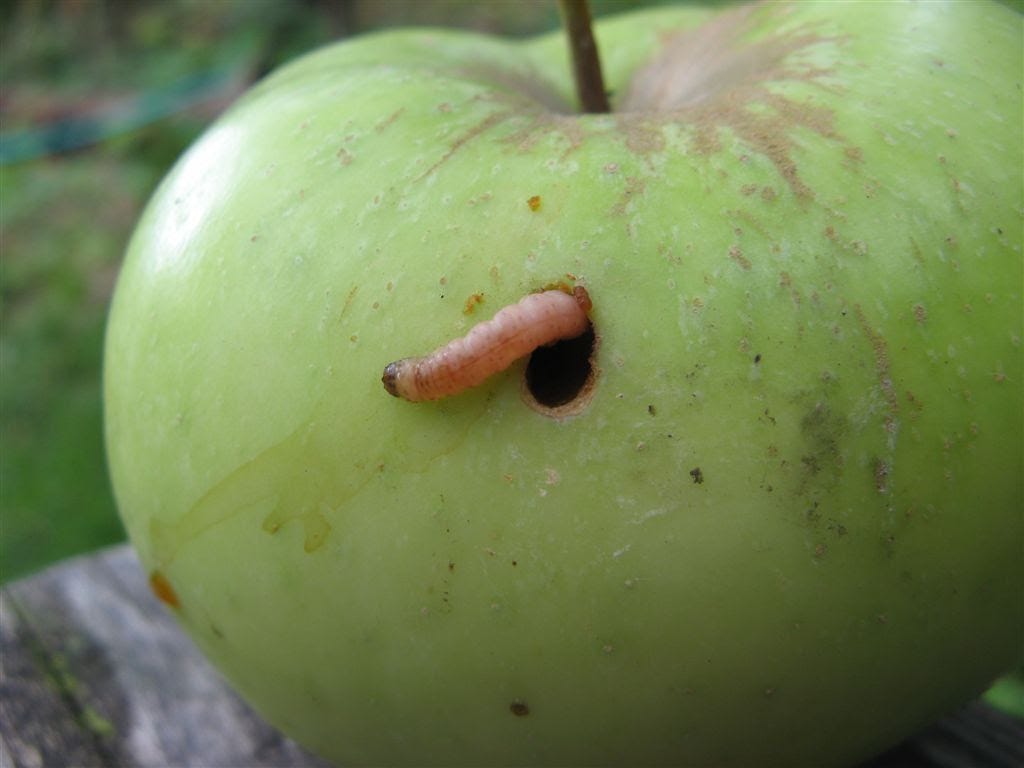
0, 545, 328, 768
1, 544, 1021, 767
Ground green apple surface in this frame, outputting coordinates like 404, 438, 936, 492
104, 2, 1023, 766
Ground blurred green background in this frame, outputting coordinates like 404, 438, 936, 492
1, 0, 692, 584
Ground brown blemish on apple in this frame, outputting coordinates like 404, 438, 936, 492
526, 194, 542, 211
908, 237, 926, 265
149, 570, 181, 609
804, 501, 821, 525
374, 107, 405, 132
873, 457, 891, 494
905, 390, 923, 417
463, 292, 485, 314
509, 700, 530, 717
620, 4, 845, 199
797, 400, 845, 496
827, 520, 847, 537
852, 303, 899, 437
500, 110, 586, 159
728, 245, 752, 270
341, 285, 359, 317
609, 176, 645, 217
454, 6, 846, 195
619, 117, 665, 155
912, 303, 928, 324
417, 110, 515, 181
731, 208, 776, 245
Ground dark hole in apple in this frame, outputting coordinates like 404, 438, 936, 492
524, 324, 595, 408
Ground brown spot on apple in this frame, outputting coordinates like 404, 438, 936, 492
374, 107, 405, 132
852, 304, 899, 437
873, 458, 891, 494
149, 570, 181, 609
609, 176, 645, 216
417, 110, 515, 181
509, 700, 530, 717
619, 116, 665, 155
339, 284, 359, 319
796, 399, 846, 497
728, 244, 752, 270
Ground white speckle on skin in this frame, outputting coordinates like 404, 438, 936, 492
630, 508, 667, 525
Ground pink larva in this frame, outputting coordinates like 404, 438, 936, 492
382, 286, 592, 402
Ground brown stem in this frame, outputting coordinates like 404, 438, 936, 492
558, 0, 610, 114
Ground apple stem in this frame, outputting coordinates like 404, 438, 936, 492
557, 0, 611, 114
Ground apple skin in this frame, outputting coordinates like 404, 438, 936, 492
104, 2, 1023, 766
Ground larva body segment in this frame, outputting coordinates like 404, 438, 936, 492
383, 287, 592, 401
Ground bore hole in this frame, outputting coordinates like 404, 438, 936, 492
524, 324, 597, 412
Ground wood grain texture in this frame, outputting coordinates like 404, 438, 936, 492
1, 544, 1021, 767
0, 545, 328, 768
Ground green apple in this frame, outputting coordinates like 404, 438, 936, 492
104, 1, 1023, 766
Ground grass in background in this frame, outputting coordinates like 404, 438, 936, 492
2, 154, 150, 581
